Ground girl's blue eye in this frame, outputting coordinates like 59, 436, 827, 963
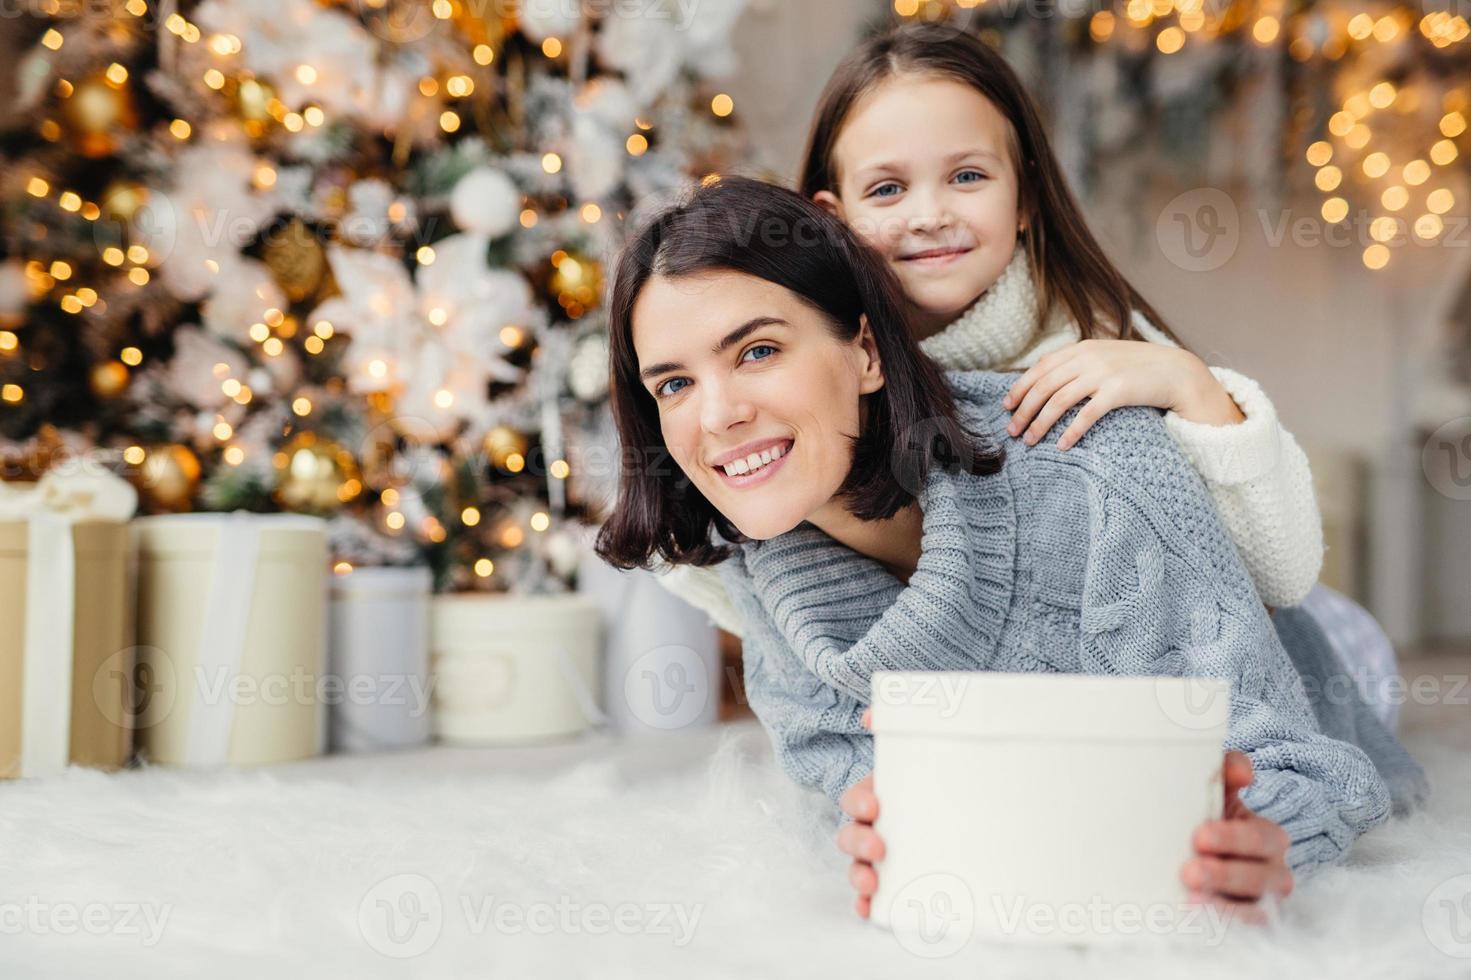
655, 377, 689, 398
870, 182, 901, 199
742, 344, 776, 362
954, 169, 986, 184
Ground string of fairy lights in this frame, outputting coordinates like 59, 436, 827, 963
3, 0, 740, 588
894, 0, 1470, 272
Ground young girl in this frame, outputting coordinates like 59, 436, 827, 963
595, 174, 1414, 921
656, 22, 1403, 733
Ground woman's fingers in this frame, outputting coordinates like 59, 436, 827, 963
839, 775, 878, 821
1222, 750, 1254, 793
1185, 891, 1270, 927
1194, 816, 1291, 864
836, 822, 885, 862
1181, 855, 1276, 901
848, 860, 878, 897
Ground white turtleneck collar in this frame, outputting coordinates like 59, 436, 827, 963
915, 246, 1077, 372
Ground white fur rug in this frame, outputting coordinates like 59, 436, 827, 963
2, 676, 1469, 979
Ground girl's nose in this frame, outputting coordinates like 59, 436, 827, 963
906, 195, 955, 234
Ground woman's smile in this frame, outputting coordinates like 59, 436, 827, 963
713, 437, 793, 488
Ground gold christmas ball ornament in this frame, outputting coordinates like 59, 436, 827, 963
89, 360, 130, 398
273, 432, 363, 512
262, 218, 328, 303
134, 443, 201, 512
457, 2, 511, 50
550, 251, 603, 309
235, 78, 278, 123
62, 72, 139, 158
100, 179, 148, 222
483, 424, 528, 470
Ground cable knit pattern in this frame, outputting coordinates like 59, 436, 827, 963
656, 248, 1324, 629
714, 370, 1396, 878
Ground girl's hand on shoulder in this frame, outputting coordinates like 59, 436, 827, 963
1182, 750, 1294, 925
1002, 340, 1245, 450
836, 707, 883, 919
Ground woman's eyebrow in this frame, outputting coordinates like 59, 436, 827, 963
639, 317, 789, 381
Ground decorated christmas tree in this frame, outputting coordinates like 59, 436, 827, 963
0, 0, 750, 592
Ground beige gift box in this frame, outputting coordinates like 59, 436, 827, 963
869, 671, 1230, 948
431, 593, 602, 744
0, 519, 133, 778
132, 513, 328, 767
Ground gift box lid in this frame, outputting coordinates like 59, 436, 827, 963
0, 519, 131, 558
329, 564, 432, 598
132, 512, 326, 558
870, 671, 1230, 742
432, 592, 600, 640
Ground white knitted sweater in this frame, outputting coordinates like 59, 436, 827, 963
653, 248, 1324, 632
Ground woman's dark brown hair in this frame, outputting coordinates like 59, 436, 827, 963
594, 174, 1003, 570
799, 21, 1182, 346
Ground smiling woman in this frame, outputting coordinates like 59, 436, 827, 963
592, 175, 1422, 913
594, 174, 1002, 569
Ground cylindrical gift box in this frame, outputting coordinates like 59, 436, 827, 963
869, 671, 1229, 947
0, 520, 132, 778
132, 513, 328, 767
576, 553, 720, 734
431, 593, 601, 744
328, 565, 433, 753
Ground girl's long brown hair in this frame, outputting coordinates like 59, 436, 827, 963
799, 21, 1184, 348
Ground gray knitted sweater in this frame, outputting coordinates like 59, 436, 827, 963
714, 370, 1391, 878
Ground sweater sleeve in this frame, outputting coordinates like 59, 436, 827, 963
1131, 316, 1325, 606
1053, 411, 1390, 879
715, 557, 871, 813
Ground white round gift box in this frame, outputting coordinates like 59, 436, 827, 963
131, 512, 329, 768
430, 593, 602, 743
328, 565, 433, 753
868, 670, 1230, 949
575, 551, 720, 734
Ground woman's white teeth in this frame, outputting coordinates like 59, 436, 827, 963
724, 442, 787, 476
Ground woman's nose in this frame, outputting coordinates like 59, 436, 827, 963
698, 381, 755, 435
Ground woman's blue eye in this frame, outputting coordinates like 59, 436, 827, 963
655, 377, 689, 398
742, 344, 776, 362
